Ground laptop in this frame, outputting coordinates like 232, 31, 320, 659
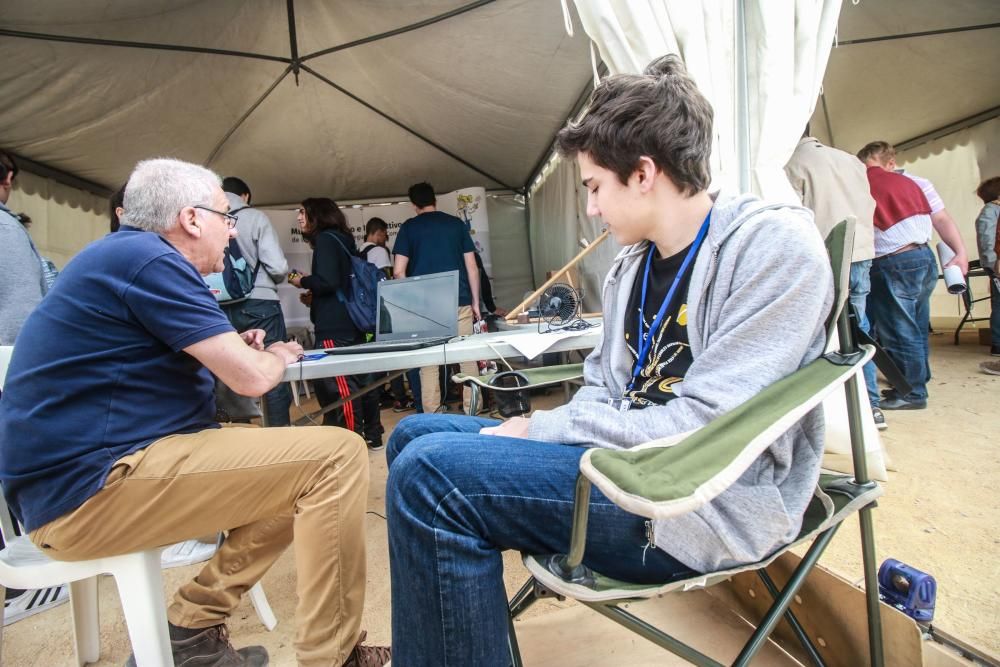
323, 270, 460, 355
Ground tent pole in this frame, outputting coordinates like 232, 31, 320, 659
894, 105, 1000, 153
300, 64, 515, 190
735, 0, 752, 194
301, 0, 496, 62
204, 67, 294, 167
0, 28, 289, 63
837, 22, 1000, 47
10, 153, 112, 199
820, 91, 836, 148
286, 0, 301, 83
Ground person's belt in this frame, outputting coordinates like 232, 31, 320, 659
874, 242, 926, 260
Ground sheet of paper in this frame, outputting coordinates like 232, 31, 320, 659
497, 325, 600, 360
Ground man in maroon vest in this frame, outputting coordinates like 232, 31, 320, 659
858, 142, 937, 409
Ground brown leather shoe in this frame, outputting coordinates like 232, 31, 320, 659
124, 624, 268, 666
342, 631, 391, 667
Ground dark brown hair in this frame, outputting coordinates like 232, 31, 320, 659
301, 197, 349, 245
555, 54, 713, 196
976, 176, 1000, 204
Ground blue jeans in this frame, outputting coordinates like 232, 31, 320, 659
849, 260, 879, 407
868, 246, 938, 400
989, 269, 1000, 347
386, 414, 696, 666
222, 298, 292, 426
388, 369, 424, 411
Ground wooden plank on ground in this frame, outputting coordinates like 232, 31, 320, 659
513, 589, 801, 666
709, 554, 922, 667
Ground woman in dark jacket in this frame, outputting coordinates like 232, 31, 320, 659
289, 198, 383, 447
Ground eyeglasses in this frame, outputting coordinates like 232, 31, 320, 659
193, 205, 238, 229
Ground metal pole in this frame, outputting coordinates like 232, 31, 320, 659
734, 526, 840, 666
563, 474, 592, 570
836, 308, 885, 667
735, 0, 752, 194
757, 570, 827, 667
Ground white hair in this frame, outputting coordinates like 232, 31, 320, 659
121, 158, 222, 233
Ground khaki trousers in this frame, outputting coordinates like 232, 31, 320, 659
29, 425, 369, 667
419, 305, 477, 414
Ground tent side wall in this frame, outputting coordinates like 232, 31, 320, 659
898, 116, 1000, 328
8, 171, 110, 269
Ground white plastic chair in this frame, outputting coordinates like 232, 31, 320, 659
0, 346, 275, 665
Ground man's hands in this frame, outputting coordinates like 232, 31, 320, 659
240, 329, 266, 350
240, 328, 303, 365
267, 340, 304, 365
289, 271, 307, 288
299, 291, 313, 306
942, 248, 970, 276
479, 416, 531, 438
930, 209, 970, 275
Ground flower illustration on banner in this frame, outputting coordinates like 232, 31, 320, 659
456, 193, 480, 233
457, 193, 485, 253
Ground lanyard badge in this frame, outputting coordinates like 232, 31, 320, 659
618, 209, 713, 408
607, 397, 633, 412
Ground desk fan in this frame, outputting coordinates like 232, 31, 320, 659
538, 283, 581, 332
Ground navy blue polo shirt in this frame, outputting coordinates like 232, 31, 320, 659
393, 211, 477, 306
0, 226, 234, 531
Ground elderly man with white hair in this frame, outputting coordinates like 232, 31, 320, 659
0, 159, 389, 667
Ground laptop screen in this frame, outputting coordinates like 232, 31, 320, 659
376, 270, 459, 341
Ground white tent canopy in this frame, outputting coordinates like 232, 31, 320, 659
1, 0, 594, 204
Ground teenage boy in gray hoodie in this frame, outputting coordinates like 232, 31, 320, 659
383, 55, 834, 666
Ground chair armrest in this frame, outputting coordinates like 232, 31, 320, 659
579, 348, 873, 520
452, 363, 584, 391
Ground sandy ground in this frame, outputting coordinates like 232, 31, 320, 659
2, 330, 997, 665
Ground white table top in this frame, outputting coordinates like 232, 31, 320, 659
282, 320, 603, 381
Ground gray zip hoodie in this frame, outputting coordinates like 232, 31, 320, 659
225, 192, 289, 301
528, 193, 834, 572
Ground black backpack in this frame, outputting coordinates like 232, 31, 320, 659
323, 232, 387, 333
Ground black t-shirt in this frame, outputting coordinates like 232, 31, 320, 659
623, 243, 694, 408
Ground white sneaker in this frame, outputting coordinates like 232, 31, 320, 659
3, 586, 69, 626
161, 538, 218, 569
980, 360, 1000, 376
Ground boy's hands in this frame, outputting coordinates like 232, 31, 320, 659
479, 416, 531, 439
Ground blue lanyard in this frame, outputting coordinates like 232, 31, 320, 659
627, 210, 712, 392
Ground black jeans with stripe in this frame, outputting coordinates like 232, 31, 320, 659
313, 331, 383, 442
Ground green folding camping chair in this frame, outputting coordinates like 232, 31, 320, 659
504, 219, 886, 667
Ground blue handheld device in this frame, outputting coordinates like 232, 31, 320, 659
877, 559, 936, 622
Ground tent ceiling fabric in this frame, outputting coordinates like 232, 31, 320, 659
812, 0, 1000, 155
0, 0, 594, 203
